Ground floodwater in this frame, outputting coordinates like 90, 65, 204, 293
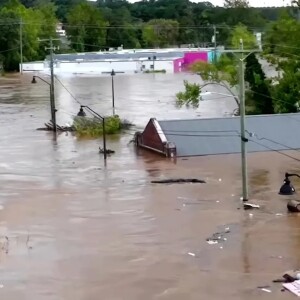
0, 72, 300, 299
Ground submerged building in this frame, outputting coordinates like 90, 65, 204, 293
20, 47, 221, 75
135, 114, 300, 157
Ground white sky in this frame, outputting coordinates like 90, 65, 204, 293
126, 0, 290, 7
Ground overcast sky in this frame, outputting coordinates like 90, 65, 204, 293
126, 0, 289, 7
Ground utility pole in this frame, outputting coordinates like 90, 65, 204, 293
43, 37, 59, 132
239, 38, 249, 201
213, 25, 217, 63
19, 18, 23, 74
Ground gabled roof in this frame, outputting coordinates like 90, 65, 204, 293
157, 114, 300, 157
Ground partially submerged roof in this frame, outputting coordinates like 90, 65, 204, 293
157, 114, 300, 157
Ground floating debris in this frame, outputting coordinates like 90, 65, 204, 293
151, 179, 206, 184
206, 227, 230, 245
244, 203, 260, 210
188, 252, 196, 257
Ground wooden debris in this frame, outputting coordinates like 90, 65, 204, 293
37, 121, 75, 132
99, 148, 115, 154
151, 179, 206, 184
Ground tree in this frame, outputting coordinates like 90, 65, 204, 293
66, 3, 108, 52
142, 19, 179, 47
104, 6, 140, 48
230, 23, 257, 49
176, 80, 201, 107
245, 53, 274, 114
0, 0, 57, 71
224, 0, 249, 8
271, 59, 300, 113
34, 3, 58, 58
263, 12, 300, 56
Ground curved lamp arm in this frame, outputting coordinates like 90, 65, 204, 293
200, 81, 240, 108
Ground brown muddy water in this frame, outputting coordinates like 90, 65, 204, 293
0, 73, 300, 300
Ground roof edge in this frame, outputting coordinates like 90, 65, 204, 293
151, 118, 168, 143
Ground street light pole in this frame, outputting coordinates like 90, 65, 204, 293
102, 118, 107, 160
19, 17, 23, 74
79, 105, 107, 160
111, 69, 115, 115
31, 75, 56, 130
49, 37, 56, 132
239, 39, 249, 202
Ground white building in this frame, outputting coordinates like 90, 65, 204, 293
21, 47, 215, 75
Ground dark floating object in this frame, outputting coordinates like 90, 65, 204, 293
279, 173, 299, 195
151, 178, 206, 184
99, 148, 115, 154
287, 200, 300, 213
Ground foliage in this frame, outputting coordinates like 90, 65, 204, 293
271, 59, 300, 113
73, 115, 122, 137
224, 0, 249, 8
104, 6, 141, 49
245, 53, 274, 114
176, 80, 201, 108
230, 23, 257, 49
142, 19, 179, 47
0, 0, 57, 71
66, 2, 108, 52
263, 12, 300, 57
190, 54, 238, 87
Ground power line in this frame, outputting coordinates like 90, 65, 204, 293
248, 138, 300, 163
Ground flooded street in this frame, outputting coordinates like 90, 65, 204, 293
0, 72, 300, 299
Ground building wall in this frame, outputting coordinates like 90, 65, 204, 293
21, 62, 45, 71
173, 58, 185, 73
139, 119, 165, 153
21, 59, 176, 74
207, 50, 222, 63
183, 52, 208, 66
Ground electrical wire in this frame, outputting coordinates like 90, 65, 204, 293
248, 138, 300, 163
55, 77, 82, 105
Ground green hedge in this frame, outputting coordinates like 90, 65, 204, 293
73, 115, 122, 137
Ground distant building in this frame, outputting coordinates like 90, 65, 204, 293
56, 23, 66, 37
135, 114, 300, 157
20, 47, 220, 74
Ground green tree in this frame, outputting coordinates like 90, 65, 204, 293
263, 12, 300, 56
176, 80, 201, 108
271, 59, 300, 113
66, 2, 108, 52
0, 0, 56, 71
104, 6, 140, 48
230, 23, 257, 49
142, 19, 179, 47
245, 53, 274, 114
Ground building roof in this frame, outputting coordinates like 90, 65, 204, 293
157, 113, 300, 157
52, 51, 184, 62
50, 48, 214, 62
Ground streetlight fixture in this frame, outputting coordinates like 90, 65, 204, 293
200, 91, 240, 116
31, 75, 57, 132
77, 105, 107, 160
111, 69, 116, 114
279, 173, 300, 195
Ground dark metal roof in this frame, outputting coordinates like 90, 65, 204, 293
158, 114, 300, 157
52, 51, 185, 62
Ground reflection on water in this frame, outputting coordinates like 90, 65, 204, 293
0, 73, 300, 299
